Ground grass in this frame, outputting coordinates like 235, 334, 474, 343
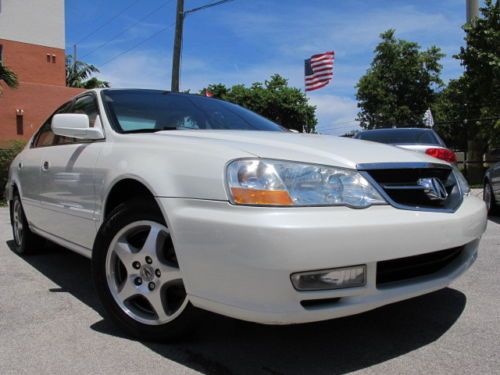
0, 198, 7, 207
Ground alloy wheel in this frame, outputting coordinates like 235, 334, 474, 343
105, 220, 188, 325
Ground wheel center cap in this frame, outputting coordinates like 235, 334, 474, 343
140, 265, 155, 282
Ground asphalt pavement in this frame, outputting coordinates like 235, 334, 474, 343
1, 204, 499, 375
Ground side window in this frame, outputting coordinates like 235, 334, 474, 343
33, 101, 72, 148
55, 95, 100, 145
33, 122, 55, 147
72, 95, 99, 128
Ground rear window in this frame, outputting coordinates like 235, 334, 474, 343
356, 129, 444, 146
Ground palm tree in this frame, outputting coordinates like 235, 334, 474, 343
0, 64, 19, 94
66, 55, 110, 89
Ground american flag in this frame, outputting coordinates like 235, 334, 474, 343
304, 51, 334, 92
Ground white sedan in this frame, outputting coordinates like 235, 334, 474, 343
6, 89, 487, 340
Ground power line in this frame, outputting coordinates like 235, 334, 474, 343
81, 0, 173, 60
184, 0, 234, 16
99, 23, 175, 68
75, 0, 142, 44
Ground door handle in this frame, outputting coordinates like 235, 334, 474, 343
18, 162, 23, 170
42, 161, 50, 171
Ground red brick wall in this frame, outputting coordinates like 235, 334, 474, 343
0, 38, 86, 143
0, 82, 85, 142
0, 39, 66, 86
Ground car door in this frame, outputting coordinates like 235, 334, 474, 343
38, 94, 104, 249
17, 102, 72, 229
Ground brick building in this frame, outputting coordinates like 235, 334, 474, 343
0, 0, 84, 144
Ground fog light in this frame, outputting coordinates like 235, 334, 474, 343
291, 265, 366, 291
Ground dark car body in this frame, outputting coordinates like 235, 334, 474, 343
354, 128, 456, 163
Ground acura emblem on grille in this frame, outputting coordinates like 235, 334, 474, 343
417, 178, 448, 201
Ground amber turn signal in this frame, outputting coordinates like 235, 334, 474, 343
230, 187, 294, 206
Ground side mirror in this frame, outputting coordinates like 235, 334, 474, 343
52, 114, 104, 140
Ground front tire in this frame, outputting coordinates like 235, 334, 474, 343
10, 195, 43, 254
484, 181, 499, 215
92, 200, 197, 341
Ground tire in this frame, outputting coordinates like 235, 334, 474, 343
484, 181, 499, 216
92, 199, 198, 341
10, 194, 44, 254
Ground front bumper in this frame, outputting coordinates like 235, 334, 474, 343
158, 195, 487, 324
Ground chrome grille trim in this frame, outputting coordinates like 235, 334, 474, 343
357, 162, 451, 170
357, 162, 463, 213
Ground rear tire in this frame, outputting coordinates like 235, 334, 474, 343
10, 195, 44, 254
484, 181, 499, 215
92, 199, 198, 341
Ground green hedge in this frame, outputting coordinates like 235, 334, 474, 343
0, 141, 26, 199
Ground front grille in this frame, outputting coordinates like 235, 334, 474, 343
358, 163, 462, 212
376, 246, 463, 286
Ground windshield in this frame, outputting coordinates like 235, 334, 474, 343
356, 129, 445, 146
102, 89, 285, 133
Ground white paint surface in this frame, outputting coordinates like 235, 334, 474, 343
0, 0, 65, 48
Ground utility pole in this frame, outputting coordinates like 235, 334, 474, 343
466, 0, 479, 23
463, 0, 479, 179
170, 0, 234, 92
171, 0, 184, 92
73, 44, 78, 70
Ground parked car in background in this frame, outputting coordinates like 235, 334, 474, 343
6, 89, 487, 341
355, 128, 457, 163
484, 161, 500, 215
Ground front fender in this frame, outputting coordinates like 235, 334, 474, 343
4, 157, 20, 201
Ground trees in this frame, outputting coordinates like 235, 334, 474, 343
356, 30, 444, 129
0, 64, 18, 94
66, 55, 110, 89
436, 0, 500, 149
432, 78, 468, 149
201, 74, 317, 132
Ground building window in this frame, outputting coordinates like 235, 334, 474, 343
46, 53, 56, 63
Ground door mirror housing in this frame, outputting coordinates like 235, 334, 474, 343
52, 114, 104, 140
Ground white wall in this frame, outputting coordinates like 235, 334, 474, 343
0, 0, 65, 49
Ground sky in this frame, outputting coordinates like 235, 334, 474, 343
65, 0, 472, 135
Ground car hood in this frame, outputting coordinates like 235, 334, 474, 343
153, 130, 443, 168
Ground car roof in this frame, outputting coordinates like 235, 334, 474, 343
91, 88, 202, 97
357, 128, 435, 134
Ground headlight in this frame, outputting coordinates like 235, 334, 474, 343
226, 159, 386, 207
452, 166, 470, 195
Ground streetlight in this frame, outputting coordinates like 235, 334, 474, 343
171, 0, 234, 92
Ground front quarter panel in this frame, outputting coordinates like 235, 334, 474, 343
94, 134, 253, 225
5, 149, 27, 201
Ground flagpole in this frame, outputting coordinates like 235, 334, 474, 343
304, 60, 308, 133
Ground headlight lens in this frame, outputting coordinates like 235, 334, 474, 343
452, 166, 470, 195
226, 159, 386, 207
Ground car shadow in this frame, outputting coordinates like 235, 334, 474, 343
7, 240, 467, 375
